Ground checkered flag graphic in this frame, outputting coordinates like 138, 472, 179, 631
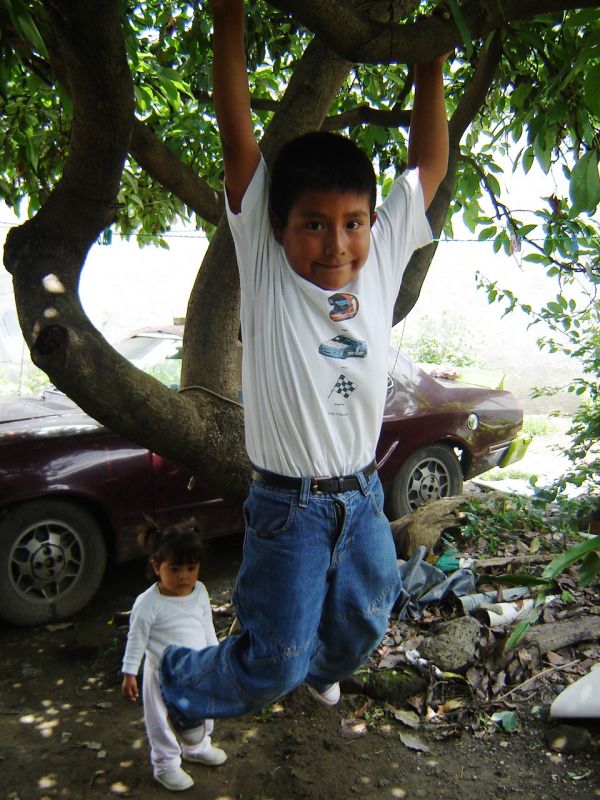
329, 374, 358, 399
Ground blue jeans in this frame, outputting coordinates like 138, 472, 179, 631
159, 470, 400, 730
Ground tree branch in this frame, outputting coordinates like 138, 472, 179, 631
463, 154, 592, 276
323, 105, 411, 131
267, 0, 600, 64
130, 118, 223, 226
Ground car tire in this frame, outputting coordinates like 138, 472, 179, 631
0, 499, 107, 626
387, 444, 464, 519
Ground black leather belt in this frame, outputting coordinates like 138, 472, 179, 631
250, 459, 377, 494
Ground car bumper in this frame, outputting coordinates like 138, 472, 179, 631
467, 431, 532, 477
499, 431, 532, 468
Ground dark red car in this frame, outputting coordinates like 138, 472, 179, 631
0, 327, 529, 626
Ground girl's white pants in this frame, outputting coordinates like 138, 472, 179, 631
142, 659, 215, 776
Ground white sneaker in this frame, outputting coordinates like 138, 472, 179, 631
183, 745, 228, 766
307, 682, 341, 706
154, 767, 194, 791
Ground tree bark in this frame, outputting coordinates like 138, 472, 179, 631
390, 496, 467, 558
522, 614, 600, 654
269, 0, 600, 64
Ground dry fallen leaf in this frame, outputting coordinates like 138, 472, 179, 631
438, 698, 465, 714
390, 707, 420, 728
378, 653, 408, 669
546, 650, 568, 666
110, 781, 132, 795
399, 731, 430, 752
406, 693, 426, 714
340, 717, 367, 738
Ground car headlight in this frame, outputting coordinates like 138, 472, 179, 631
467, 413, 479, 431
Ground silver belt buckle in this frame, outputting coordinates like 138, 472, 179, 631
311, 474, 331, 493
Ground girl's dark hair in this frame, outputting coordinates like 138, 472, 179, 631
269, 131, 377, 227
137, 521, 204, 579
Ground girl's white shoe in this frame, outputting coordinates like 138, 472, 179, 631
154, 767, 194, 791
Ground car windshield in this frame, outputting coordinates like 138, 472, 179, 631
114, 334, 182, 389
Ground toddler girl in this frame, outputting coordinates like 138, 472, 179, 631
122, 523, 226, 791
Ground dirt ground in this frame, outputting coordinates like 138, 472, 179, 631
1, 532, 599, 800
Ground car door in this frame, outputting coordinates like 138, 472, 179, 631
150, 453, 244, 539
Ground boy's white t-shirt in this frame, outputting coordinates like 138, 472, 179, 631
226, 158, 432, 478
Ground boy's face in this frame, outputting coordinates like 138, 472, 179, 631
271, 189, 376, 291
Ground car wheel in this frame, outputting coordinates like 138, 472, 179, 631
0, 499, 107, 626
387, 445, 463, 519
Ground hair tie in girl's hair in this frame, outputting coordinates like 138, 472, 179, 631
136, 520, 161, 554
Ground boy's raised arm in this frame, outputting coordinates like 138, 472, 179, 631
407, 54, 449, 210
209, 0, 260, 213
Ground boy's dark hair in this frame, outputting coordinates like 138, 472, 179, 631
137, 521, 204, 579
269, 131, 377, 227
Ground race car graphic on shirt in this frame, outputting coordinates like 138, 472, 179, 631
319, 335, 368, 360
328, 292, 359, 322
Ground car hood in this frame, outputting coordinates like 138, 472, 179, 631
0, 391, 103, 440
0, 392, 80, 424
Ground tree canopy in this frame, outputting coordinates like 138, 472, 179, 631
1, 0, 599, 498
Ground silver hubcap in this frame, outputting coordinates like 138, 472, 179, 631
9, 521, 83, 603
406, 458, 451, 511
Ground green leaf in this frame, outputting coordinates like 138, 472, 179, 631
478, 226, 497, 240
583, 64, 600, 119
523, 253, 550, 264
447, 0, 473, 59
522, 147, 535, 174
533, 131, 553, 174
547, 301, 563, 315
504, 601, 543, 651
6, 4, 49, 59
542, 535, 600, 581
518, 224, 537, 237
25, 135, 38, 172
491, 711, 518, 732
578, 551, 600, 587
486, 173, 501, 196
569, 151, 600, 213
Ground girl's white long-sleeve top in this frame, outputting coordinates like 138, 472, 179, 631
122, 581, 219, 674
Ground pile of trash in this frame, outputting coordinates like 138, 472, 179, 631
351, 491, 600, 746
